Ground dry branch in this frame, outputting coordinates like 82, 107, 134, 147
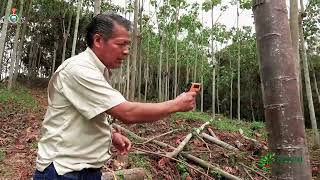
239, 163, 269, 180
166, 121, 210, 158
200, 133, 239, 151
208, 128, 219, 139
113, 124, 242, 180
102, 168, 146, 180
136, 129, 178, 145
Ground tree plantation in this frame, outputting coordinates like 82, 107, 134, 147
0, 0, 319, 179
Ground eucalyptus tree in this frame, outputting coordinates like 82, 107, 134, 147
71, 0, 83, 57
94, 0, 101, 16
253, 0, 312, 178
299, 0, 320, 148
129, 0, 139, 100
14, 0, 33, 80
8, 0, 24, 89
0, 0, 12, 80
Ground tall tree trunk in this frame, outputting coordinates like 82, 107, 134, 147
0, 0, 6, 18
165, 39, 169, 101
144, 32, 149, 102
253, 0, 312, 178
129, 0, 139, 100
299, 0, 320, 148
52, 40, 58, 76
174, 5, 179, 98
71, 0, 83, 57
8, 0, 24, 89
216, 48, 220, 114
14, 0, 33, 81
309, 60, 320, 105
250, 92, 255, 121
201, 52, 204, 112
94, 0, 101, 16
193, 42, 197, 83
137, 0, 143, 101
229, 52, 233, 120
211, 5, 215, 117
125, 0, 131, 99
0, 0, 12, 79
236, 0, 241, 121
157, 31, 163, 102
290, 0, 303, 114
62, 11, 72, 62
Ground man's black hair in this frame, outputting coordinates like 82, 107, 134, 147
86, 13, 131, 47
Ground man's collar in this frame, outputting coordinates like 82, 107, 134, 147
85, 47, 106, 74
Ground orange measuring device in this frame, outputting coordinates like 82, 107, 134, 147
185, 82, 201, 93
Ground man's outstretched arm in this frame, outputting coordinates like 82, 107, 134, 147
106, 92, 196, 124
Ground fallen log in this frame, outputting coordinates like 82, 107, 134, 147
102, 168, 146, 180
166, 121, 210, 158
113, 124, 242, 180
200, 133, 239, 151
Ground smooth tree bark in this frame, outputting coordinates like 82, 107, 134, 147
129, 0, 139, 100
51, 40, 58, 76
289, 0, 303, 108
309, 60, 320, 106
211, 5, 216, 117
236, 0, 241, 121
71, 0, 83, 57
253, 0, 312, 179
299, 0, 320, 148
0, 0, 12, 79
62, 11, 72, 62
174, 3, 179, 98
14, 0, 33, 81
94, 0, 101, 16
137, 0, 144, 101
229, 50, 233, 119
8, 0, 24, 89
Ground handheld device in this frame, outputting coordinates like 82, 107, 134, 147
185, 82, 201, 93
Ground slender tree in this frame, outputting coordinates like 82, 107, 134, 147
94, 0, 101, 16
71, 0, 83, 57
253, 0, 312, 178
8, 0, 24, 89
299, 0, 320, 148
0, 0, 12, 79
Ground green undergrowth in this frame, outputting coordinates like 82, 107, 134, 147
0, 83, 39, 115
172, 111, 267, 139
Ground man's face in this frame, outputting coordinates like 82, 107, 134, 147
94, 24, 131, 69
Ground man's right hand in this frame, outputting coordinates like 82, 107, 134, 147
173, 92, 197, 112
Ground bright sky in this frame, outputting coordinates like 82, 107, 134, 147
113, 0, 309, 31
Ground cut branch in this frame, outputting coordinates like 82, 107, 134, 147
166, 121, 210, 158
113, 124, 241, 180
136, 129, 179, 145
200, 133, 239, 151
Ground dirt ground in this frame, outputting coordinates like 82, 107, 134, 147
0, 85, 319, 180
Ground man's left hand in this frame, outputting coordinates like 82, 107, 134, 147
112, 132, 132, 155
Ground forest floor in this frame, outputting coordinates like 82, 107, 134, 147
0, 80, 319, 180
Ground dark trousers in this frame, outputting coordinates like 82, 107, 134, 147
33, 163, 102, 180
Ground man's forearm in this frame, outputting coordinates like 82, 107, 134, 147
107, 100, 178, 124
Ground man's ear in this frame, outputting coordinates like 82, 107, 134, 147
92, 34, 104, 48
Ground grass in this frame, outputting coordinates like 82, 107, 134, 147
172, 111, 267, 138
0, 83, 39, 115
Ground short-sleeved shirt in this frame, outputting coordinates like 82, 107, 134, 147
35, 48, 126, 175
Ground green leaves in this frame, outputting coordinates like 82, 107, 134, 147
202, 0, 221, 12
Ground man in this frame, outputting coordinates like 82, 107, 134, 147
33, 13, 196, 179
